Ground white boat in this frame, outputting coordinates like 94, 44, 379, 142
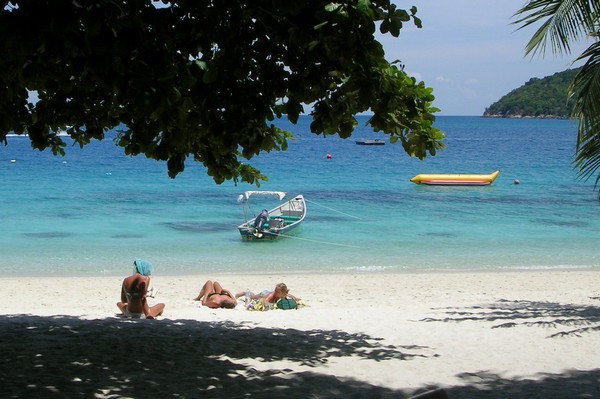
355, 139, 385, 145
237, 191, 306, 240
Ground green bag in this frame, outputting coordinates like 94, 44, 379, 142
276, 297, 298, 310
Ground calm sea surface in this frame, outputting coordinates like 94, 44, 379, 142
1, 116, 599, 277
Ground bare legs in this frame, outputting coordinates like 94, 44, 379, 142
193, 280, 236, 308
117, 300, 165, 319
193, 280, 216, 301
116, 301, 127, 314
145, 303, 165, 319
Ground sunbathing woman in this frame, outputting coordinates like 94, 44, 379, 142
193, 280, 237, 309
117, 259, 165, 319
236, 282, 301, 304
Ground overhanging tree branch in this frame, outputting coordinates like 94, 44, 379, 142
0, 0, 444, 184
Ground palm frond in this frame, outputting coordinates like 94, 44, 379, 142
513, 0, 597, 56
570, 41, 600, 189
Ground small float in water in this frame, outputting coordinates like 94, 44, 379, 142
410, 170, 500, 186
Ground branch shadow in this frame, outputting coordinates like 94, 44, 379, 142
415, 297, 600, 397
445, 369, 600, 399
2, 313, 600, 398
421, 297, 600, 338
0, 315, 435, 398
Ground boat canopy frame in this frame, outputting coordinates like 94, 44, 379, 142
238, 191, 287, 223
242, 191, 286, 201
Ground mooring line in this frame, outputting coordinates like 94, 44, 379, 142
274, 232, 361, 248
305, 199, 362, 220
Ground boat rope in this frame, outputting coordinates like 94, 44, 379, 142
275, 232, 361, 248
305, 199, 362, 220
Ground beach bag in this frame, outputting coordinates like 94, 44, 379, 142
276, 297, 298, 310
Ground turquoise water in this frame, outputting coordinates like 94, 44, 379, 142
1, 116, 599, 276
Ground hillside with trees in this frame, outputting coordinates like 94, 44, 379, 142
483, 68, 580, 118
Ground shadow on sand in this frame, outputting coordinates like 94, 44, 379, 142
422, 298, 600, 338
0, 315, 435, 398
1, 310, 599, 398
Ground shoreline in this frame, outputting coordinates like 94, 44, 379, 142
1, 263, 598, 279
2, 269, 600, 397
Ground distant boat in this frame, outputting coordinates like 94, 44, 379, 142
355, 139, 385, 145
410, 170, 500, 186
56, 125, 73, 136
5, 126, 71, 138
237, 191, 306, 240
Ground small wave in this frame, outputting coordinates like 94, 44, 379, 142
498, 264, 598, 271
343, 265, 394, 272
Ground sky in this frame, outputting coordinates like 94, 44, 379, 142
378, 1, 591, 116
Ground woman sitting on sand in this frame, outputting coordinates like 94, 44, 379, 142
117, 259, 165, 319
236, 282, 301, 304
193, 280, 237, 309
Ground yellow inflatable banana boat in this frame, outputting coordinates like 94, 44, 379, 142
410, 170, 500, 186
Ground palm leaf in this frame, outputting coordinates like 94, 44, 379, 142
571, 41, 600, 188
513, 0, 597, 56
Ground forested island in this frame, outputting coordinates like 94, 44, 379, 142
483, 68, 580, 119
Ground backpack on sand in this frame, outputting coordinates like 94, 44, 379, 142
276, 297, 298, 310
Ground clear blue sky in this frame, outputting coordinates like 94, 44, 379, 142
378, 1, 590, 116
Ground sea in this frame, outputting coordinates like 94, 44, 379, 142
1, 115, 599, 277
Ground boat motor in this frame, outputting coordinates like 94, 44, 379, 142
253, 209, 269, 237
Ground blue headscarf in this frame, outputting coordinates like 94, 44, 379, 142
133, 259, 153, 276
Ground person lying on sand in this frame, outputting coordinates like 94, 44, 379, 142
193, 280, 237, 309
117, 259, 165, 319
236, 282, 301, 304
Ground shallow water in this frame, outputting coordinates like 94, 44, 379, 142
1, 116, 599, 276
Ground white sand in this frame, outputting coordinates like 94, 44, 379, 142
1, 270, 599, 398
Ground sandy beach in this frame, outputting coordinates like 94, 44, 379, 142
1, 269, 600, 398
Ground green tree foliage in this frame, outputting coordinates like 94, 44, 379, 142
0, 0, 445, 184
513, 0, 600, 193
483, 68, 580, 118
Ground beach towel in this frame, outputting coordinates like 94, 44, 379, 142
246, 297, 269, 311
245, 297, 305, 311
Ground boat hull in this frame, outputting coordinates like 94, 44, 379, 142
355, 139, 385, 145
410, 170, 500, 186
238, 195, 306, 240
238, 222, 302, 240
